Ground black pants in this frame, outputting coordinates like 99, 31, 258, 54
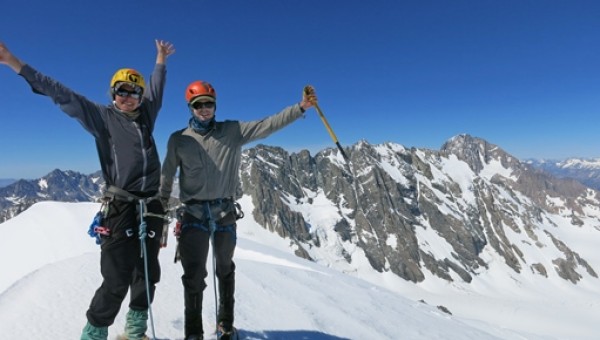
86, 199, 164, 327
178, 211, 237, 336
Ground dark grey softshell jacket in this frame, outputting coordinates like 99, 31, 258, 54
19, 64, 166, 196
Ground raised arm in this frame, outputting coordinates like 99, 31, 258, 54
142, 39, 175, 124
238, 85, 319, 144
0, 42, 24, 73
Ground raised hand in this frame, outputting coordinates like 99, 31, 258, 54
301, 85, 318, 110
0, 42, 24, 72
155, 40, 176, 64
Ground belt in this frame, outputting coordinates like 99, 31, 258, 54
185, 197, 233, 206
103, 185, 149, 202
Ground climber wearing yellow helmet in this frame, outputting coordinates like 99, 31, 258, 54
0, 39, 175, 340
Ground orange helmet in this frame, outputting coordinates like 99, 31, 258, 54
185, 81, 216, 103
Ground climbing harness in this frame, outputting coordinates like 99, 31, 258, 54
172, 199, 243, 263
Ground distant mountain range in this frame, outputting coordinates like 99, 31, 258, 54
0, 169, 103, 223
526, 158, 600, 190
1, 135, 600, 288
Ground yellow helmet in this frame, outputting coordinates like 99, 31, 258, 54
110, 68, 145, 93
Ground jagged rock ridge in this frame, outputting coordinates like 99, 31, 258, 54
240, 134, 600, 284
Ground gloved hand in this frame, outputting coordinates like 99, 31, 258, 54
301, 85, 318, 110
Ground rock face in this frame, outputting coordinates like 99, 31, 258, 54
3, 135, 600, 285
240, 135, 599, 284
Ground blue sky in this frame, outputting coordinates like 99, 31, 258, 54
1, 0, 599, 179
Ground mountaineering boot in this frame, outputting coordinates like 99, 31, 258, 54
217, 275, 235, 331
184, 292, 204, 339
80, 321, 108, 340
217, 322, 238, 340
116, 308, 149, 340
185, 335, 203, 340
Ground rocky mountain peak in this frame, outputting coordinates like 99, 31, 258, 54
240, 136, 599, 285
440, 133, 520, 174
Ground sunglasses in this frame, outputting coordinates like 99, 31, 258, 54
191, 101, 216, 109
115, 89, 142, 99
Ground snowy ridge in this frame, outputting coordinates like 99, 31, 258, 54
0, 201, 537, 339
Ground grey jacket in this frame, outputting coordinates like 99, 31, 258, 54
160, 104, 304, 204
19, 64, 166, 196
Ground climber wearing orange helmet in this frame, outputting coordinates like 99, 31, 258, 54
0, 40, 175, 340
159, 80, 317, 340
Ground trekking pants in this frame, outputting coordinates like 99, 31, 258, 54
178, 210, 237, 336
86, 199, 164, 327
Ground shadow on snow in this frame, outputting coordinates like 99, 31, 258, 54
238, 329, 351, 339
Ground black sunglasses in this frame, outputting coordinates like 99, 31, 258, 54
191, 101, 216, 109
115, 89, 142, 99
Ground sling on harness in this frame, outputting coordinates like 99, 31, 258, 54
87, 198, 111, 245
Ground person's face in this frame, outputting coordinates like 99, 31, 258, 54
114, 84, 142, 112
190, 100, 216, 121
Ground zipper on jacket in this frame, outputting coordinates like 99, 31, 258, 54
133, 121, 148, 191
112, 144, 120, 182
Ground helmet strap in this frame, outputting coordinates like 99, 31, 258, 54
113, 100, 142, 116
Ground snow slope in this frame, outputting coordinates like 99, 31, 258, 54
0, 201, 549, 339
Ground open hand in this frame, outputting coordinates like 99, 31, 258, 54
155, 40, 175, 64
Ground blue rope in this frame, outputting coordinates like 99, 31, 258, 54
138, 199, 157, 340
204, 202, 219, 332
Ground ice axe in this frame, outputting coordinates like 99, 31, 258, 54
304, 85, 349, 163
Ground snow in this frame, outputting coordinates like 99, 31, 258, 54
414, 220, 457, 262
374, 144, 411, 187
38, 178, 48, 190
1, 195, 600, 338
440, 154, 476, 204
480, 158, 516, 182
